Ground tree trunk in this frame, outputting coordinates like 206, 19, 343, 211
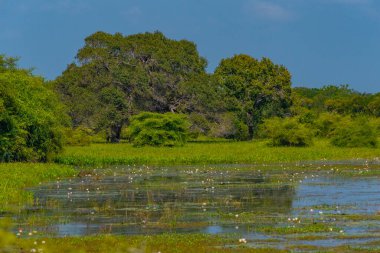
246, 112, 254, 140
107, 124, 122, 143
248, 124, 254, 140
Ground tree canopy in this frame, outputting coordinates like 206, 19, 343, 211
214, 54, 292, 138
0, 55, 66, 161
56, 31, 208, 142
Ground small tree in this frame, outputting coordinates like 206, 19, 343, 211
126, 112, 189, 147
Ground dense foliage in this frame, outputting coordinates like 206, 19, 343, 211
292, 85, 379, 116
214, 55, 292, 139
55, 31, 295, 143
55, 31, 210, 143
126, 112, 189, 147
0, 55, 66, 161
330, 118, 377, 148
259, 117, 314, 147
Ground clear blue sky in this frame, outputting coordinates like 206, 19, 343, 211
1, 0, 379, 93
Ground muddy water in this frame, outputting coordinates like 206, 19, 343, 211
15, 164, 380, 248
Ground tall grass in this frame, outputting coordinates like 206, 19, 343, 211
0, 163, 76, 212
55, 139, 380, 166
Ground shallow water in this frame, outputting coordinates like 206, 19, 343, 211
14, 164, 380, 249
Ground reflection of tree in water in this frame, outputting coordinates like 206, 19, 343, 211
27, 170, 296, 232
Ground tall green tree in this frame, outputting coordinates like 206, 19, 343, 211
214, 54, 292, 138
0, 55, 67, 162
56, 31, 208, 142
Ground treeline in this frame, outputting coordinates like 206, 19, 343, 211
261, 85, 380, 148
1, 31, 379, 161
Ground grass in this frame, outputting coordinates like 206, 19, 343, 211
1, 230, 379, 253
54, 139, 380, 166
1, 232, 289, 253
0, 163, 76, 212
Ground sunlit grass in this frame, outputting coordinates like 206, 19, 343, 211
2, 233, 289, 253
55, 139, 380, 166
0, 163, 76, 212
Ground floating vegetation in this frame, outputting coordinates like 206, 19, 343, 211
2, 161, 380, 252
1, 163, 377, 251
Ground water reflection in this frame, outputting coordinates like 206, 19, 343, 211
12, 164, 380, 250
19, 167, 295, 236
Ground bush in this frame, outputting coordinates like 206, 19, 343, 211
209, 113, 249, 141
313, 112, 343, 138
368, 117, 380, 136
259, 117, 314, 147
0, 56, 67, 161
330, 117, 377, 148
64, 126, 93, 146
188, 113, 211, 139
126, 112, 189, 147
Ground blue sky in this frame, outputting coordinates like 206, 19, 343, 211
1, 0, 379, 93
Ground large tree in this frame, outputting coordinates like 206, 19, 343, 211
214, 54, 292, 138
56, 31, 207, 142
0, 55, 66, 161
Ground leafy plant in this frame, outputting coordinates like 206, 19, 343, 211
313, 112, 343, 138
209, 112, 249, 141
259, 117, 314, 147
126, 112, 189, 147
64, 126, 93, 146
330, 117, 377, 148
0, 55, 67, 161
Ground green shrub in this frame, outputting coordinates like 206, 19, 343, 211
313, 112, 343, 138
64, 126, 93, 146
126, 112, 189, 147
260, 117, 314, 147
0, 56, 67, 161
330, 117, 377, 148
188, 113, 211, 139
368, 117, 380, 136
209, 113, 249, 141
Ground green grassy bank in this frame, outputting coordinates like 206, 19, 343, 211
0, 163, 76, 213
0, 232, 378, 253
55, 140, 380, 166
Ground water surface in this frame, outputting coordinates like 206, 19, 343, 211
15, 163, 380, 249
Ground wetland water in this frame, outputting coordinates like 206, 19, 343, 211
15, 163, 380, 249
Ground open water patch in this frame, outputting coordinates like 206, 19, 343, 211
12, 163, 380, 249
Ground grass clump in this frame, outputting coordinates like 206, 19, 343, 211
0, 163, 75, 212
55, 139, 380, 166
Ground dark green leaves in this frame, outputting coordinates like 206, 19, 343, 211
0, 56, 66, 161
